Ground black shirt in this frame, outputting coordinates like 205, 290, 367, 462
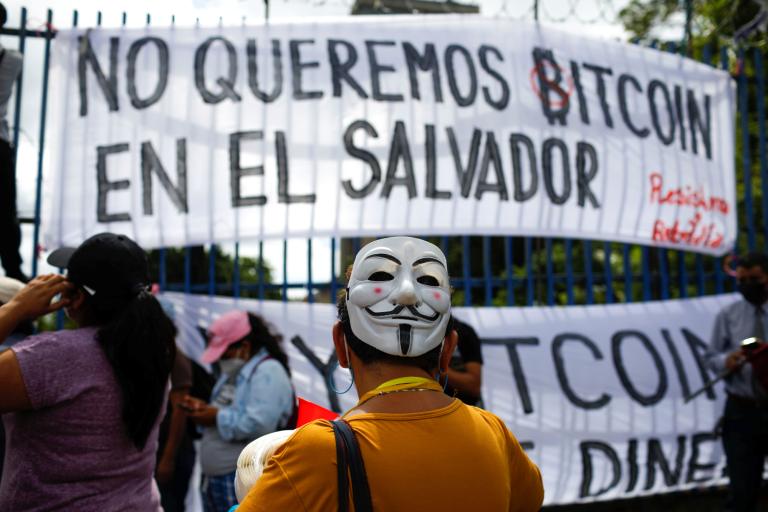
446, 318, 484, 406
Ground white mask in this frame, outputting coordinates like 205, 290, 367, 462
219, 357, 248, 377
346, 237, 451, 357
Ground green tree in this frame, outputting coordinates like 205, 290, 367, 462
148, 246, 280, 300
619, 0, 765, 49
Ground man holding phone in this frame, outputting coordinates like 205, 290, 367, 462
707, 253, 768, 512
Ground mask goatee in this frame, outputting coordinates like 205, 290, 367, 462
398, 324, 412, 355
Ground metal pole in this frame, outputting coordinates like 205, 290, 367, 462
533, 0, 539, 21
282, 240, 288, 301
233, 242, 241, 298
330, 238, 337, 301
307, 239, 314, 304
31, 10, 53, 277
208, 244, 216, 296
684, 0, 693, 57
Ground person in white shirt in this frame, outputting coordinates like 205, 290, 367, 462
0, 3, 26, 282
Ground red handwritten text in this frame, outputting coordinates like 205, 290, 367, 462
651, 212, 724, 249
649, 173, 729, 214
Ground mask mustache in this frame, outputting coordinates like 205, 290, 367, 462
364, 304, 439, 322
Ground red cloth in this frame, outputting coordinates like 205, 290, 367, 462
296, 397, 338, 427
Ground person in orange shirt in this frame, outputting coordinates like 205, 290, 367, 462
238, 236, 543, 512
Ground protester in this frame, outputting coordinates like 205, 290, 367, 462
182, 310, 295, 512
0, 233, 176, 511
0, 3, 26, 283
445, 316, 484, 406
155, 298, 197, 512
238, 236, 543, 511
0, 275, 28, 486
707, 252, 768, 512
0, 276, 29, 349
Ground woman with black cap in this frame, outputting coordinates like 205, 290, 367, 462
0, 233, 176, 511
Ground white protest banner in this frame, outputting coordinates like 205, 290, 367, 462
44, 17, 736, 255
161, 291, 738, 505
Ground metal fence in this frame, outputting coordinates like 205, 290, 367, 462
2, 6, 766, 308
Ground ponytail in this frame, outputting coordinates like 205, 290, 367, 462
93, 290, 176, 450
247, 313, 290, 375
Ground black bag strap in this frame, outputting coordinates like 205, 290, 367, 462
0, 49, 6, 67
332, 419, 373, 512
333, 421, 350, 512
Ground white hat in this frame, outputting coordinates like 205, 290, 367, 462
234, 430, 294, 502
0, 276, 24, 305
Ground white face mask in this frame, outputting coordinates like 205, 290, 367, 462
219, 357, 248, 377
346, 237, 451, 357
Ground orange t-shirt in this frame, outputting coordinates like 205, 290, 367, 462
239, 400, 543, 511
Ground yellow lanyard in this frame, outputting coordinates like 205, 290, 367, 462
373, 376, 434, 391
355, 376, 442, 407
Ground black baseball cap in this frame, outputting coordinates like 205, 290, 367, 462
47, 233, 150, 299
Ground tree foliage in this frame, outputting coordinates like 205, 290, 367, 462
619, 0, 766, 48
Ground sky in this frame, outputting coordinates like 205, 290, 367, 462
0, 0, 644, 290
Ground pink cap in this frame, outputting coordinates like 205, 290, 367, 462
200, 310, 252, 364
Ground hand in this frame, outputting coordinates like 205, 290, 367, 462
180, 396, 218, 426
179, 395, 207, 412
725, 349, 746, 371
156, 456, 175, 485
5, 275, 73, 321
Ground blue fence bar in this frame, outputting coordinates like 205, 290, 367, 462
208, 245, 216, 296
738, 48, 756, 251
183, 247, 192, 294
659, 249, 670, 300
678, 251, 688, 299
30, 9, 53, 277
717, 46, 730, 294
504, 237, 514, 306
584, 240, 594, 304
159, 249, 167, 291
756, 49, 768, 246
330, 238, 338, 301
641, 246, 651, 301
604, 242, 613, 303
233, 243, 241, 298
462, 235, 471, 306
307, 239, 314, 304
623, 244, 632, 302
482, 236, 492, 306
282, 240, 288, 300
545, 238, 554, 305
258, 241, 265, 299
525, 238, 534, 306
565, 239, 575, 305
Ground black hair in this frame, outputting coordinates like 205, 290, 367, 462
88, 290, 176, 450
246, 312, 291, 375
336, 294, 452, 374
737, 252, 768, 274
0, 4, 6, 28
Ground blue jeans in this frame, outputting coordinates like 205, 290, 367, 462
721, 395, 768, 512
